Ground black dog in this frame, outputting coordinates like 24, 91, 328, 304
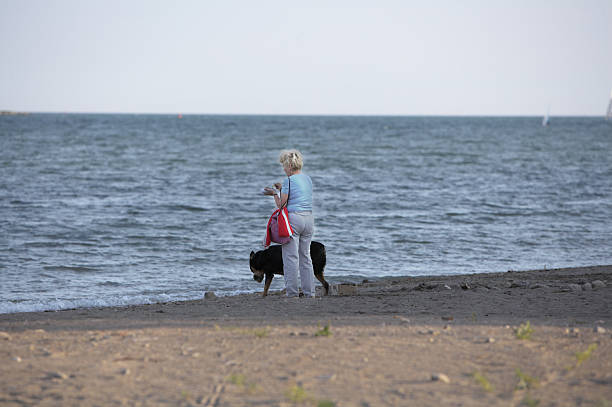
249, 241, 329, 297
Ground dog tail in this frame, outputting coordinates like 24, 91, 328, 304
312, 243, 326, 275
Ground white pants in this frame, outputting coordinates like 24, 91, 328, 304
282, 211, 315, 297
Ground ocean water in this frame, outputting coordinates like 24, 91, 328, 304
1, 114, 611, 313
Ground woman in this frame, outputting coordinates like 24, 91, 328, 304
263, 149, 315, 298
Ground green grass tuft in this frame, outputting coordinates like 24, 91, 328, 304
575, 343, 597, 367
228, 373, 246, 386
515, 368, 539, 390
522, 394, 540, 407
515, 321, 534, 340
317, 401, 336, 407
286, 384, 311, 403
315, 324, 332, 337
227, 373, 258, 394
253, 327, 270, 338
473, 372, 493, 392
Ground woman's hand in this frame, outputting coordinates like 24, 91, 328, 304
263, 187, 278, 196
274, 182, 282, 191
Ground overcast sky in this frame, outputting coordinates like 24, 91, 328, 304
1, 0, 611, 116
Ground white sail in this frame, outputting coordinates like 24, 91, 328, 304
542, 106, 550, 126
606, 89, 612, 120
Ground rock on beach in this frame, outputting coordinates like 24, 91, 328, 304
431, 373, 451, 383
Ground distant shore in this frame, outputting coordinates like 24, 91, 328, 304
0, 110, 29, 115
1, 265, 610, 406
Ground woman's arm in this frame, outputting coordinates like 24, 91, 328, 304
274, 193, 289, 209
264, 188, 288, 209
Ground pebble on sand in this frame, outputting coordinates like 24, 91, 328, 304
204, 291, 217, 299
594, 326, 606, 334
393, 316, 411, 323
565, 328, 580, 335
0, 331, 11, 340
592, 280, 606, 289
332, 284, 358, 296
45, 371, 68, 380
582, 283, 593, 291
568, 284, 582, 293
431, 373, 450, 383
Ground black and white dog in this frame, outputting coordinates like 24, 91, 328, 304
249, 241, 329, 297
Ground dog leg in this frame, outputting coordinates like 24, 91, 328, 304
263, 274, 273, 297
315, 274, 330, 295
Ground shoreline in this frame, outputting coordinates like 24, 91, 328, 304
0, 263, 606, 316
1, 265, 610, 406
5, 264, 583, 317
1, 264, 610, 328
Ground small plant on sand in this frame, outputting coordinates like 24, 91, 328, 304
220, 326, 270, 338
253, 327, 270, 338
227, 373, 258, 393
286, 384, 311, 403
521, 394, 540, 407
575, 343, 597, 367
180, 390, 193, 401
228, 374, 246, 386
515, 321, 534, 340
317, 401, 336, 407
315, 324, 332, 337
515, 368, 539, 390
473, 372, 493, 392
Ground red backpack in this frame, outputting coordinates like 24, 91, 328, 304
264, 178, 294, 247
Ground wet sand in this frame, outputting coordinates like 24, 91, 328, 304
1, 265, 611, 406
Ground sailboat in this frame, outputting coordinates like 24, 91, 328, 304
542, 107, 550, 127
606, 89, 612, 120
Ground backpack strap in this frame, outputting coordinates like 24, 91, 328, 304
281, 176, 290, 209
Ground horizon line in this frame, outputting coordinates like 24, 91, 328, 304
1, 110, 608, 118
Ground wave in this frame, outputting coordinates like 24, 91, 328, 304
165, 204, 209, 212
24, 241, 69, 248
0, 290, 245, 314
0, 275, 392, 314
43, 265, 98, 273
97, 281, 121, 287
0, 294, 184, 314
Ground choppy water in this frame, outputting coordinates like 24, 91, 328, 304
1, 114, 611, 313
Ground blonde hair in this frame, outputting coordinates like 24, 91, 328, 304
279, 149, 303, 172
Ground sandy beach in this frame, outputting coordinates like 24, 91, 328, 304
1, 265, 611, 406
